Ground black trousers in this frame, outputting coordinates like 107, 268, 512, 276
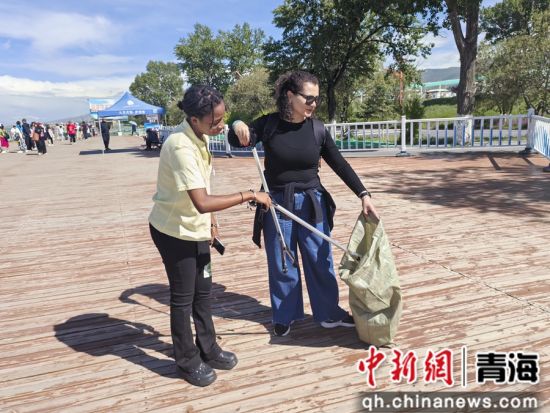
24, 135, 32, 150
36, 139, 47, 154
149, 224, 221, 371
101, 133, 110, 149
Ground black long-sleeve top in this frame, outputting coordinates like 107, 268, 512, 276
227, 114, 366, 196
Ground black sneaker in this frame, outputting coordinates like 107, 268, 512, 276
320, 314, 355, 328
273, 323, 291, 337
176, 361, 217, 387
206, 350, 238, 370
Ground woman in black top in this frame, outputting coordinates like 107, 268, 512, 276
34, 122, 47, 155
229, 70, 379, 337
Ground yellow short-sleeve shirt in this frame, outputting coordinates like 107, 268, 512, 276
148, 120, 212, 241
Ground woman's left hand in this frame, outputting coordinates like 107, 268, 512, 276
361, 196, 380, 221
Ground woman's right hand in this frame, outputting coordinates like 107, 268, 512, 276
233, 121, 250, 146
254, 192, 272, 209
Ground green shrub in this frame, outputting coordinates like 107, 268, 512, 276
403, 95, 425, 119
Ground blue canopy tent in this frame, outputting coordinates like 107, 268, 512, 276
96, 91, 165, 136
97, 91, 165, 117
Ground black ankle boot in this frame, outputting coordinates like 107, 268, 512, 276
206, 350, 238, 370
177, 361, 217, 387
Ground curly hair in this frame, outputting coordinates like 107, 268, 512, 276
177, 85, 224, 119
274, 70, 319, 121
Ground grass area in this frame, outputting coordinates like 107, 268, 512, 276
334, 139, 397, 149
423, 104, 457, 119
422, 99, 530, 119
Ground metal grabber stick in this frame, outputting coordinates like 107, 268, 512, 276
272, 203, 361, 261
252, 149, 360, 262
252, 148, 296, 273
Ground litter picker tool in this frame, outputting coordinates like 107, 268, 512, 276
251, 148, 296, 273
272, 202, 361, 261
251, 148, 361, 263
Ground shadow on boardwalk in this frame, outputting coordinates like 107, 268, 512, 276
54, 282, 366, 379
54, 312, 178, 379
365, 153, 549, 218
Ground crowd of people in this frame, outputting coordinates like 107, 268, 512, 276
0, 120, 97, 155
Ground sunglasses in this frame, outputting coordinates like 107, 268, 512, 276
296, 92, 321, 106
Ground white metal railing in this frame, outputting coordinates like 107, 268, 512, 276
530, 115, 550, 159
328, 113, 532, 152
158, 125, 228, 153
160, 110, 549, 158
327, 120, 401, 150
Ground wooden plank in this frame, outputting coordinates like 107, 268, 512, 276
0, 137, 548, 412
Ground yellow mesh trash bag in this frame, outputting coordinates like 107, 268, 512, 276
339, 214, 402, 346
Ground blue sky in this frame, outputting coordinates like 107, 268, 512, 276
0, 0, 499, 125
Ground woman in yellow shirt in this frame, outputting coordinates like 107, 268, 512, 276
149, 85, 271, 387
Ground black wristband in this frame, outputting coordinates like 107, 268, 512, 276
358, 190, 371, 199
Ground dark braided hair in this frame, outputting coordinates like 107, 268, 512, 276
274, 70, 319, 121
177, 85, 224, 119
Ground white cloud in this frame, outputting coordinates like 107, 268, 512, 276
1, 95, 92, 125
416, 50, 460, 69
0, 75, 131, 98
0, 8, 123, 54
421, 32, 453, 49
12, 54, 143, 78
415, 29, 460, 69
0, 75, 134, 125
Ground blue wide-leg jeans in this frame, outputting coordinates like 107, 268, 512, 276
263, 190, 348, 326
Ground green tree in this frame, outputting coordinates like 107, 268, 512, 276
481, 0, 549, 44
478, 10, 549, 115
347, 63, 420, 121
129, 61, 183, 110
225, 67, 274, 124
333, 74, 362, 122
403, 94, 425, 119
264, 0, 441, 122
444, 0, 482, 116
355, 68, 400, 121
221, 23, 266, 79
174, 23, 266, 94
165, 100, 186, 126
174, 24, 227, 92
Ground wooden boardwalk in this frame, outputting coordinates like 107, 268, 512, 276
1, 136, 549, 412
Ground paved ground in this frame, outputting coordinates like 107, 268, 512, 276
0, 135, 549, 412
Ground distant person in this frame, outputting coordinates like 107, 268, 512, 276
131, 122, 137, 136
67, 122, 77, 143
9, 124, 19, 140
100, 119, 111, 151
0, 124, 9, 153
45, 124, 55, 145
55, 124, 64, 141
145, 128, 160, 150
34, 122, 47, 156
76, 123, 82, 140
15, 121, 27, 153
10, 124, 24, 153
81, 122, 89, 139
21, 118, 33, 151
